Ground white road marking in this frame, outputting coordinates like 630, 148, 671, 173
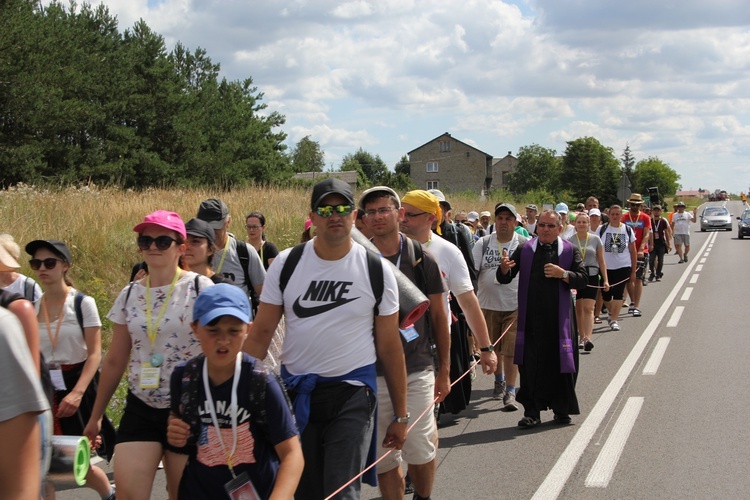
681, 288, 693, 301
642, 337, 671, 375
531, 234, 713, 500
695, 264, 703, 272
704, 252, 710, 257
700, 258, 706, 263
690, 274, 699, 284
667, 307, 684, 327
585, 397, 645, 488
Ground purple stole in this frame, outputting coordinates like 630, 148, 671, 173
514, 237, 576, 373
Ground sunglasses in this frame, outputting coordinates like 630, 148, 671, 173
537, 222, 558, 229
245, 224, 262, 230
316, 204, 353, 218
29, 258, 65, 270
137, 235, 178, 251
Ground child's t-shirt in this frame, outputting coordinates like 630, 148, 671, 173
171, 354, 299, 499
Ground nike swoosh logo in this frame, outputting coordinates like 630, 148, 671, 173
292, 296, 359, 317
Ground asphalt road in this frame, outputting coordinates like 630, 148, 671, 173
57, 200, 750, 499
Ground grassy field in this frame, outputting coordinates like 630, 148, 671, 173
1, 182, 692, 422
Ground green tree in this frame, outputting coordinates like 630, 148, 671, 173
291, 136, 325, 172
339, 148, 388, 187
621, 143, 635, 180
633, 157, 680, 197
560, 137, 620, 206
395, 155, 410, 176
506, 144, 561, 195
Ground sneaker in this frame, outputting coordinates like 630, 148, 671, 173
518, 416, 541, 428
631, 307, 642, 317
678, 258, 684, 263
684, 254, 688, 262
609, 320, 620, 331
492, 380, 506, 400
628, 304, 636, 314
503, 390, 518, 411
648, 273, 655, 282
584, 340, 594, 352
578, 338, 585, 350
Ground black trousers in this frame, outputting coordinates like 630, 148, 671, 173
649, 240, 667, 276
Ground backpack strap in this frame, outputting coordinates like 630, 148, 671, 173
279, 243, 307, 295
234, 238, 254, 292
598, 223, 609, 237
124, 281, 136, 308
366, 250, 383, 316
23, 277, 37, 302
481, 235, 490, 264
194, 274, 201, 297
74, 291, 85, 335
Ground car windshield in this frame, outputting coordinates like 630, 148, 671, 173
704, 207, 728, 216
743, 211, 750, 220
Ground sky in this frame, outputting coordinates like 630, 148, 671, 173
61, 0, 750, 194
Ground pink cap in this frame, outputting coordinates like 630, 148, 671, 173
304, 218, 312, 231
133, 210, 187, 239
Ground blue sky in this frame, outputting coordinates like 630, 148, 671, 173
66, 0, 750, 194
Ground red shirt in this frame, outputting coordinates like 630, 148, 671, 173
622, 211, 652, 253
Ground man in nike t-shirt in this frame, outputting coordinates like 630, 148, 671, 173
244, 178, 408, 500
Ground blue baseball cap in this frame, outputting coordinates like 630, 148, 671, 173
555, 202, 569, 214
193, 284, 252, 326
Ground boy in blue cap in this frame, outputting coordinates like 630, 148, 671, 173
167, 284, 302, 499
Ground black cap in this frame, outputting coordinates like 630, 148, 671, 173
197, 198, 229, 230
25, 239, 72, 264
185, 218, 216, 245
494, 202, 518, 218
311, 178, 355, 210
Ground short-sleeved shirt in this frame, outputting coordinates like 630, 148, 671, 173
381, 235, 446, 374
423, 235, 474, 330
257, 241, 280, 271
600, 224, 636, 270
672, 212, 693, 235
107, 272, 214, 408
171, 354, 298, 499
652, 217, 669, 241
473, 233, 528, 311
0, 307, 50, 422
213, 235, 266, 294
261, 239, 399, 378
2, 274, 42, 303
567, 232, 603, 275
622, 211, 652, 251
36, 288, 101, 365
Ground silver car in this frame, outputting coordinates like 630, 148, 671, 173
700, 206, 732, 231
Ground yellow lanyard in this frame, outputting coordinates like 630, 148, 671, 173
145, 271, 181, 351
42, 289, 68, 360
258, 242, 264, 266
215, 236, 231, 275
575, 233, 589, 261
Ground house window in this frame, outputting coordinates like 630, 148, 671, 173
439, 141, 451, 152
426, 180, 439, 190
426, 162, 438, 172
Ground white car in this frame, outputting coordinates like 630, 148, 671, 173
700, 206, 732, 232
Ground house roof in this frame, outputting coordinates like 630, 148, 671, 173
407, 132, 493, 158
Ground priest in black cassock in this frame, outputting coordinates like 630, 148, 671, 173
497, 209, 588, 428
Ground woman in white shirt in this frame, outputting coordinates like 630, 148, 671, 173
84, 211, 213, 500
26, 239, 115, 500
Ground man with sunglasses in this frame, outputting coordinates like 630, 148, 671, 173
498, 210, 587, 428
621, 194, 652, 317
244, 178, 407, 500
197, 198, 265, 298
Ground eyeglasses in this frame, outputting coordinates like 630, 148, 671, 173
29, 258, 65, 270
245, 224, 262, 230
537, 222, 558, 229
403, 211, 429, 219
315, 204, 353, 218
137, 235, 178, 251
364, 207, 396, 217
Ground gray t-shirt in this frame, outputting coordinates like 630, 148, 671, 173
213, 235, 266, 294
473, 233, 528, 311
0, 307, 50, 422
567, 232, 603, 275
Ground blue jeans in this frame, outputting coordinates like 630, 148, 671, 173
295, 383, 376, 500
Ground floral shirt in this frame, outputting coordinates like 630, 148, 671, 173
107, 272, 214, 408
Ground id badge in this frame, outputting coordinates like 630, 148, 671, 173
140, 363, 161, 389
224, 472, 260, 500
399, 325, 419, 343
48, 364, 67, 391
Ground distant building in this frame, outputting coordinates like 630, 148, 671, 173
407, 133, 494, 194
675, 190, 706, 199
407, 132, 516, 194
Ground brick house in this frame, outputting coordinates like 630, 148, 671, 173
491, 151, 518, 191
407, 133, 494, 194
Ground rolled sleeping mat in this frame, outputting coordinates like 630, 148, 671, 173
351, 227, 430, 328
48, 435, 90, 487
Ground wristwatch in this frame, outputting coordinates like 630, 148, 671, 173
479, 345, 494, 352
562, 270, 569, 280
393, 413, 410, 423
